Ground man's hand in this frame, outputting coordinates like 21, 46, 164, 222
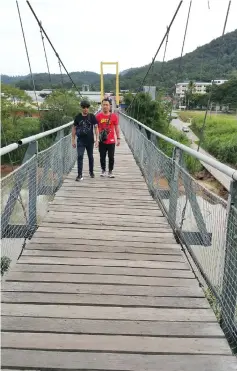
116, 139, 120, 147
72, 140, 76, 148
95, 140, 99, 148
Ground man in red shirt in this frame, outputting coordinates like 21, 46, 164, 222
96, 99, 120, 178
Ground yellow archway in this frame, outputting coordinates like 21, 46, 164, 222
100, 62, 119, 106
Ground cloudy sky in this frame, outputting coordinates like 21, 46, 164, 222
1, 0, 236, 76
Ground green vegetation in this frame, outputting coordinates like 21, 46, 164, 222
211, 78, 237, 110
1, 84, 92, 165
179, 111, 237, 166
2, 29, 237, 92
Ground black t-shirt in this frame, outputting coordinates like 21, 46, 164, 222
73, 113, 98, 143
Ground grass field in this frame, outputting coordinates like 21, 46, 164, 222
178, 111, 237, 167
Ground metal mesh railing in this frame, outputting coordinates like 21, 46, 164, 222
120, 113, 237, 352
1, 133, 76, 272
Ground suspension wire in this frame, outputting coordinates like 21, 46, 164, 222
16, 1, 43, 129
126, 0, 183, 114
156, 26, 170, 97
39, 21, 53, 90
26, 0, 82, 98
161, 27, 169, 76
199, 3, 211, 82
168, 0, 193, 124
58, 59, 64, 87
197, 0, 231, 151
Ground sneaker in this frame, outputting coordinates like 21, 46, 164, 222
108, 171, 115, 178
76, 175, 83, 181
90, 172, 95, 178
100, 171, 106, 177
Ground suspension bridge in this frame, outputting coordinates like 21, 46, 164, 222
1, 0, 237, 370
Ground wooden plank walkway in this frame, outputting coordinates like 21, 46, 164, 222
1, 135, 237, 370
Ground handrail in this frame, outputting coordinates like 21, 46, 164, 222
18, 121, 73, 145
121, 112, 237, 181
0, 108, 102, 157
0, 121, 73, 157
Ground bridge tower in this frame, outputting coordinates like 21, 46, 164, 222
100, 62, 119, 107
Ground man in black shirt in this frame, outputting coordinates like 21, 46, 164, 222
72, 100, 99, 181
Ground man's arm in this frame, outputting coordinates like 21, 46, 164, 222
114, 114, 120, 146
72, 117, 77, 148
72, 125, 76, 148
93, 115, 99, 147
94, 125, 99, 146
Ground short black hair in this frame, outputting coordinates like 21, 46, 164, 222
80, 100, 90, 108
102, 98, 110, 103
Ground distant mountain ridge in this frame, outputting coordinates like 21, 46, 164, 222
2, 29, 237, 92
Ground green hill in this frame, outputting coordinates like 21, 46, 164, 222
118, 29, 237, 91
2, 29, 237, 92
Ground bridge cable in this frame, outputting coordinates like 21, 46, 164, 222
197, 0, 231, 151
199, 4, 211, 85
26, 0, 83, 98
160, 26, 170, 84
39, 21, 54, 91
126, 0, 183, 114
39, 20, 59, 114
58, 58, 70, 119
168, 0, 193, 124
155, 26, 170, 108
16, 0, 43, 130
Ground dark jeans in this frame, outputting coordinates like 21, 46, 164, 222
77, 140, 94, 176
99, 142, 115, 172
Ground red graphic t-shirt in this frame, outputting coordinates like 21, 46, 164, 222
96, 112, 118, 144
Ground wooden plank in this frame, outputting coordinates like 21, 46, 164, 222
16, 256, 190, 269
2, 350, 237, 371
21, 250, 185, 263
49, 205, 163, 216
6, 272, 197, 287
45, 210, 169, 224
12, 264, 193, 278
43, 215, 170, 227
51, 198, 159, 208
1, 332, 231, 355
1, 304, 216, 321
27, 237, 178, 248
56, 192, 153, 201
40, 222, 171, 233
54, 193, 155, 202
43, 217, 170, 229
34, 229, 176, 243
1, 316, 224, 337
60, 186, 150, 192
63, 181, 149, 189
2, 282, 204, 297
1, 292, 209, 308
24, 244, 181, 255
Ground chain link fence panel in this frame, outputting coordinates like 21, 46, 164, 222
119, 113, 237, 352
1, 132, 76, 274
